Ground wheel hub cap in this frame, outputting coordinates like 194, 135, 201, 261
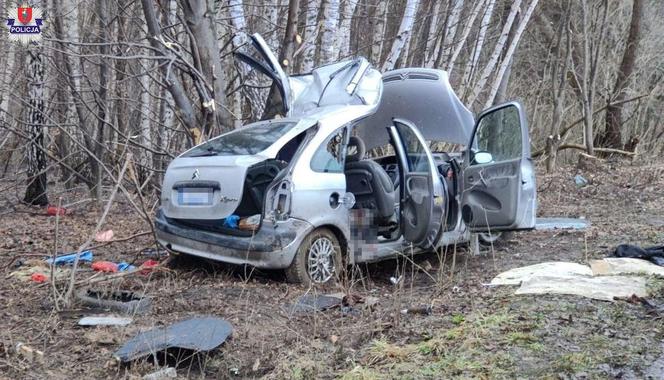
307, 237, 335, 283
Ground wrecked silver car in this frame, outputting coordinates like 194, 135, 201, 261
155, 34, 537, 285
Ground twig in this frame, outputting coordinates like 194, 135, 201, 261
63, 153, 132, 305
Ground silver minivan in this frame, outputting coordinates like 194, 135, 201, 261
155, 34, 537, 285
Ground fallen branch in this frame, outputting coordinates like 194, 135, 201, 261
556, 143, 636, 156
532, 93, 648, 158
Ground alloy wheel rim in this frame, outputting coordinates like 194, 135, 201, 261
307, 237, 335, 283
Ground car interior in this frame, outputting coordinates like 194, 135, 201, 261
343, 128, 463, 242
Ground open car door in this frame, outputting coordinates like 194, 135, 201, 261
461, 102, 536, 232
234, 33, 292, 115
388, 119, 446, 250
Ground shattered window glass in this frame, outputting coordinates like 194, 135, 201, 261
310, 128, 347, 173
182, 121, 295, 157
474, 105, 522, 163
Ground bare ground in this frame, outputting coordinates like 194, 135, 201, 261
1, 159, 664, 379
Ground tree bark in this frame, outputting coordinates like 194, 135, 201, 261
24, 47, 49, 206
337, 0, 359, 59
381, 0, 420, 72
317, 0, 340, 64
466, 0, 521, 106
370, 0, 388, 66
301, 0, 320, 72
599, 0, 643, 149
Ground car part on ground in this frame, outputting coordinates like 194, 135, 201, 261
77, 289, 152, 315
113, 316, 232, 363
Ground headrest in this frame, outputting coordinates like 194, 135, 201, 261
346, 136, 366, 162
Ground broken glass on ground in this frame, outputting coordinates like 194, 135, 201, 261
113, 316, 232, 363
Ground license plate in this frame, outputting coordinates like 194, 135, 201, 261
178, 188, 213, 205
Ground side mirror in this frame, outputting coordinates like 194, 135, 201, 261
473, 151, 493, 165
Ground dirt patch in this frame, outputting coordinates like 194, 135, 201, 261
1, 160, 664, 378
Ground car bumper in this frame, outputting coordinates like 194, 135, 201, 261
154, 210, 313, 269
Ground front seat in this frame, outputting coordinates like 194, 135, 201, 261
344, 136, 396, 223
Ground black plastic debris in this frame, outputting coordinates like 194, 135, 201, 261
114, 316, 232, 362
77, 289, 152, 315
613, 244, 664, 266
288, 294, 343, 313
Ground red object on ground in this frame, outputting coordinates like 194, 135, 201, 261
92, 261, 119, 273
46, 205, 67, 216
139, 260, 159, 275
31, 273, 47, 283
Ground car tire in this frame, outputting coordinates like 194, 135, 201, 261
477, 231, 513, 246
285, 228, 343, 287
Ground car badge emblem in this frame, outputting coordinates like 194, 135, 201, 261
191, 169, 199, 180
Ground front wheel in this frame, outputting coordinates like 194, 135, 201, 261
285, 228, 343, 287
477, 231, 513, 246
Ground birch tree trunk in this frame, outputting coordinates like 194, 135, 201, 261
316, 0, 340, 64
301, 0, 320, 72
422, 0, 442, 66
446, 0, 485, 73
24, 47, 49, 206
484, 0, 539, 108
438, 0, 464, 68
337, 0, 359, 59
381, 0, 420, 72
460, 0, 495, 99
370, 0, 388, 65
466, 0, 521, 107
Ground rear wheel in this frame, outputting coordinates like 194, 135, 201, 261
285, 228, 342, 287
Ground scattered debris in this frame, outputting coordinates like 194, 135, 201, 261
574, 174, 589, 188
78, 316, 133, 327
535, 217, 590, 231
490, 262, 593, 286
46, 205, 67, 216
141, 247, 168, 258
117, 262, 135, 272
45, 250, 93, 265
239, 214, 261, 231
139, 260, 159, 275
113, 316, 232, 363
390, 276, 402, 285
515, 275, 646, 301
143, 367, 177, 380
400, 305, 432, 315
288, 294, 343, 313
223, 215, 240, 229
92, 261, 118, 273
15, 342, 44, 363
590, 258, 664, 277
77, 289, 152, 315
31, 273, 47, 283
10, 260, 69, 282
85, 330, 119, 345
612, 244, 664, 266
94, 230, 115, 242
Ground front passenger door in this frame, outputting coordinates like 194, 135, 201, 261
461, 102, 536, 231
388, 119, 446, 249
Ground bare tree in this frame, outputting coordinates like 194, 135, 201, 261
599, 0, 644, 149
381, 0, 420, 72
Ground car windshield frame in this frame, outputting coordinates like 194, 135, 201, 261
182, 121, 297, 157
